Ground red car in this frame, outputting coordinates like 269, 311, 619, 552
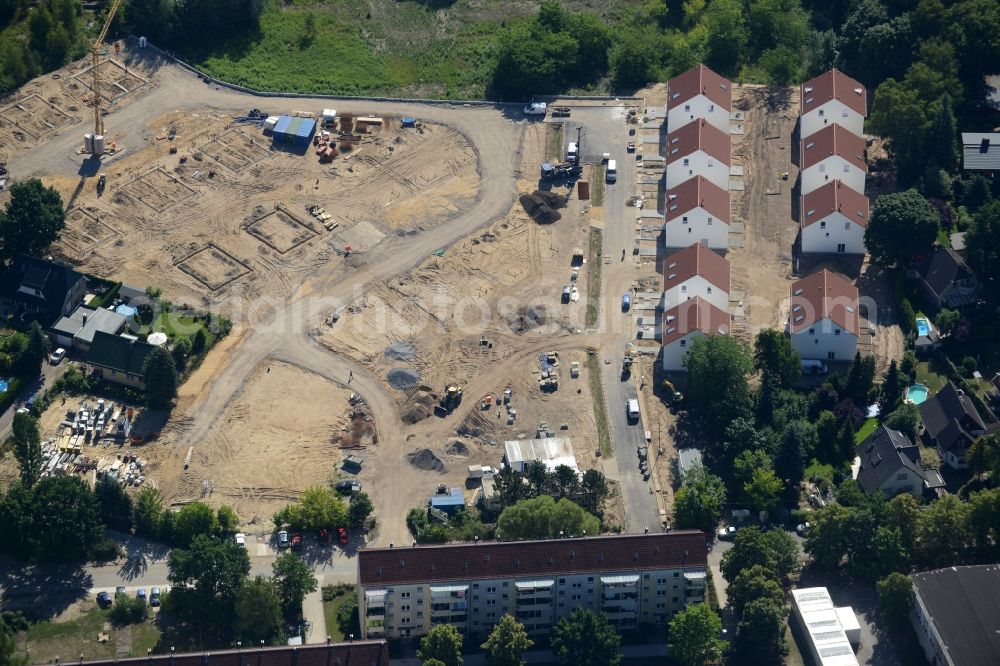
291, 533, 303, 550
338, 527, 349, 545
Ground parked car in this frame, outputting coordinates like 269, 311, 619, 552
136, 588, 147, 604
235, 532, 246, 547
150, 586, 161, 607
796, 522, 811, 536
523, 102, 547, 116
621, 293, 631, 311
717, 526, 738, 541
338, 527, 349, 545
334, 480, 361, 494
291, 533, 303, 550
115, 586, 126, 599
49, 347, 66, 365
277, 530, 290, 548
97, 591, 112, 608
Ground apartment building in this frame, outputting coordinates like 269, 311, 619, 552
356, 531, 708, 640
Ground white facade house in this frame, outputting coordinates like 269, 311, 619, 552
665, 119, 731, 190
799, 69, 867, 140
800, 180, 869, 254
661, 242, 730, 311
357, 532, 708, 640
661, 297, 731, 372
663, 176, 731, 251
799, 124, 867, 196
788, 269, 860, 362
667, 64, 732, 134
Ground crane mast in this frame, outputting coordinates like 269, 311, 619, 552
88, 0, 123, 154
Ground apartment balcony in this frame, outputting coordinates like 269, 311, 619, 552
516, 597, 554, 607
684, 571, 708, 588
515, 580, 555, 598
430, 584, 470, 602
365, 589, 387, 609
602, 600, 638, 615
366, 606, 386, 618
365, 617, 385, 630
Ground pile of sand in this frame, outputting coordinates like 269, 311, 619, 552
401, 391, 435, 424
387, 367, 421, 389
407, 448, 446, 473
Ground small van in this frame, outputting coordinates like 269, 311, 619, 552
567, 142, 578, 162
606, 160, 617, 183
627, 399, 640, 420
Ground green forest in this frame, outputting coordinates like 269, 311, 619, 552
2, 0, 997, 103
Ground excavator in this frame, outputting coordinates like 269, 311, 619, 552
435, 384, 463, 416
662, 379, 684, 411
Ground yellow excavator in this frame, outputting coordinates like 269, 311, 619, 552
663, 379, 683, 403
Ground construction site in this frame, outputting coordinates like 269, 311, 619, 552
0, 35, 906, 546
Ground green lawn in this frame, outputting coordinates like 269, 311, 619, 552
322, 587, 357, 642
188, 1, 512, 99
592, 165, 606, 206
854, 417, 878, 445
21, 604, 161, 663
587, 351, 613, 458
915, 362, 948, 394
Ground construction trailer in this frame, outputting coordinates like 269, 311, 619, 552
272, 115, 317, 146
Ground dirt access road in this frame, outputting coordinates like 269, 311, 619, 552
7, 56, 524, 546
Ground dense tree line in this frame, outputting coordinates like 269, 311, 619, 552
0, 0, 85, 94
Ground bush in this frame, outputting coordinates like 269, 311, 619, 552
90, 539, 123, 562
961, 356, 978, 377
110, 596, 147, 625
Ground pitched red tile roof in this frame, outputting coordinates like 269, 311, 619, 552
665, 176, 731, 225
789, 269, 860, 335
801, 68, 867, 118
80, 642, 390, 666
666, 119, 731, 166
661, 297, 731, 347
667, 64, 732, 112
801, 180, 870, 229
801, 123, 868, 172
663, 242, 731, 292
358, 531, 708, 587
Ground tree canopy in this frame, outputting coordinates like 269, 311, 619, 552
0, 178, 65, 261
272, 551, 317, 615
417, 623, 463, 666
551, 608, 621, 666
0, 475, 105, 561
864, 189, 939, 266
684, 335, 754, 439
754, 329, 801, 388
668, 602, 727, 666
673, 465, 727, 533
274, 485, 348, 532
497, 495, 599, 540
11, 411, 43, 487
965, 201, 1000, 305
482, 614, 533, 666
142, 346, 179, 409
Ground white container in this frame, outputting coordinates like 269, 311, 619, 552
83, 133, 94, 153
93, 135, 105, 154
264, 116, 278, 131
322, 108, 337, 121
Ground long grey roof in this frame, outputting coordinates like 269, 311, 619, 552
911, 564, 1000, 666
52, 306, 127, 345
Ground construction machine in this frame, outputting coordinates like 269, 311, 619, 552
85, 0, 123, 156
436, 385, 463, 416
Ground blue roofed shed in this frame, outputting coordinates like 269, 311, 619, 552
430, 488, 465, 513
272, 115, 317, 146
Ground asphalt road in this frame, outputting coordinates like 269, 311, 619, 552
564, 107, 662, 533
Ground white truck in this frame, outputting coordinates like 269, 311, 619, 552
627, 399, 640, 420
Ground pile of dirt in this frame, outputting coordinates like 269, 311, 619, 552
505, 304, 551, 334
519, 190, 567, 224
387, 367, 421, 389
400, 390, 436, 424
407, 448, 446, 473
445, 440, 470, 457
384, 342, 417, 361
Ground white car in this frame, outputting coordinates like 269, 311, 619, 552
235, 532, 246, 547
49, 347, 66, 364
717, 526, 738, 541
523, 102, 547, 116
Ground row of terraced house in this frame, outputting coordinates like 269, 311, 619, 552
658, 66, 869, 369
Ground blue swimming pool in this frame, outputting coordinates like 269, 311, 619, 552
906, 383, 929, 405
916, 317, 931, 337
0, 379, 8, 393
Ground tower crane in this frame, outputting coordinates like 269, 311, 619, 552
87, 0, 123, 155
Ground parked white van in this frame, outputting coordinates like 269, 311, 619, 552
567, 142, 578, 162
606, 159, 617, 183
627, 398, 640, 419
